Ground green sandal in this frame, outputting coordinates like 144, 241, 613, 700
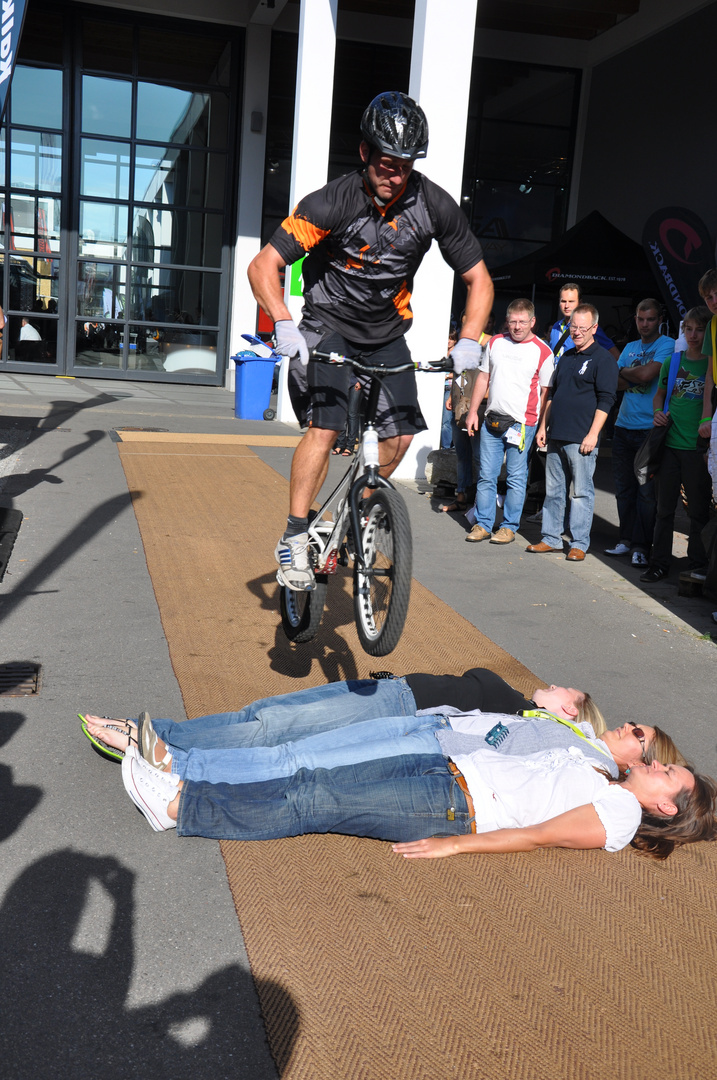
79, 713, 137, 762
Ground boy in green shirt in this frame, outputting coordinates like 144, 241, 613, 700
640, 306, 713, 584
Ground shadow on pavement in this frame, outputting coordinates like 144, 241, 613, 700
0, 850, 294, 1079
0, 491, 142, 625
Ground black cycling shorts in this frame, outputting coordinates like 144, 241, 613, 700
287, 326, 428, 439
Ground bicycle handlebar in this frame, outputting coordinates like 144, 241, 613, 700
310, 349, 453, 374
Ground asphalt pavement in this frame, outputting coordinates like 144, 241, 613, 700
0, 371, 715, 1078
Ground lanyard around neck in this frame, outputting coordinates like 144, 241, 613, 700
521, 708, 612, 759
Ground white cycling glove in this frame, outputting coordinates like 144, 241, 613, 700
274, 320, 310, 367
450, 337, 486, 374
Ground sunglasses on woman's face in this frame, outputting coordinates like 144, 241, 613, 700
628, 722, 647, 761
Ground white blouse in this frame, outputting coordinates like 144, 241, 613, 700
452, 745, 642, 852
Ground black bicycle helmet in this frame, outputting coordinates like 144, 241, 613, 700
360, 91, 429, 160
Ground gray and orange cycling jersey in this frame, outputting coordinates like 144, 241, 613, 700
268, 169, 484, 346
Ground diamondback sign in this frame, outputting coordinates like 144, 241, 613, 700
642, 207, 713, 329
0, 0, 29, 125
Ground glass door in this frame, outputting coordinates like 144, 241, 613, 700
1, 62, 64, 371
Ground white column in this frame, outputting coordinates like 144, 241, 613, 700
275, 0, 338, 421
227, 21, 272, 391
284, 0, 338, 325
394, 0, 478, 479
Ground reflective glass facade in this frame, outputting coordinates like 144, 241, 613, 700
0, 3, 240, 382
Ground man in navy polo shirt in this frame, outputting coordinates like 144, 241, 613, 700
527, 303, 618, 561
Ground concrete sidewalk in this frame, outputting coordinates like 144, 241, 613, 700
0, 373, 715, 1077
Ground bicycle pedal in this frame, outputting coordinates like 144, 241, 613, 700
318, 549, 340, 574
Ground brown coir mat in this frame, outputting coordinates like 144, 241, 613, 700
119, 435, 717, 1080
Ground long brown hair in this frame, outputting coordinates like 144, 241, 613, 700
630, 768, 717, 860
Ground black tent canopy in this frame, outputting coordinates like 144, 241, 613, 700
489, 211, 656, 296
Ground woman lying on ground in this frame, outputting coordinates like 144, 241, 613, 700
82, 667, 607, 761
117, 740, 716, 861
82, 704, 685, 789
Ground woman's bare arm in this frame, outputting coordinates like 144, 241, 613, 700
392, 804, 607, 859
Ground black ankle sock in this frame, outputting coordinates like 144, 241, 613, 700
283, 515, 308, 540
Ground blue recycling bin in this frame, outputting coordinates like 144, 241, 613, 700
232, 352, 276, 419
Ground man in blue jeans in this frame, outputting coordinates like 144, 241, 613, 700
465, 299, 554, 545
527, 303, 617, 561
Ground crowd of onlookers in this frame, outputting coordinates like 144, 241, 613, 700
436, 274, 717, 602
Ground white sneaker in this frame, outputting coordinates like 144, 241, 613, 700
631, 550, 649, 567
131, 748, 181, 787
605, 542, 630, 557
122, 746, 177, 831
526, 509, 543, 523
274, 532, 315, 591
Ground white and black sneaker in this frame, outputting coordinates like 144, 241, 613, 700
275, 532, 315, 591
122, 746, 178, 831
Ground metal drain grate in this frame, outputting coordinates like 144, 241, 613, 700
0, 662, 42, 696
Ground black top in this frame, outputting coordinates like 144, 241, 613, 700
546, 341, 618, 444
269, 169, 484, 345
405, 667, 531, 714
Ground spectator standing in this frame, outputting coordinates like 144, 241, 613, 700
549, 283, 620, 362
640, 306, 713, 584
527, 303, 617, 561
464, 299, 553, 545
605, 299, 675, 567
697, 269, 717, 445
441, 326, 482, 513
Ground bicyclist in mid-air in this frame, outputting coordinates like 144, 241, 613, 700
248, 90, 494, 591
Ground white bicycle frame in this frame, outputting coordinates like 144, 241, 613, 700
306, 421, 392, 577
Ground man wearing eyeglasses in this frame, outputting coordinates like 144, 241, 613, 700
464, 298, 554, 544
527, 303, 617, 561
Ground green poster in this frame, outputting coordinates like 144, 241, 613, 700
289, 256, 306, 298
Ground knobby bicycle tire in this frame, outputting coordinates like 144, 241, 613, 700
279, 574, 328, 643
353, 488, 412, 656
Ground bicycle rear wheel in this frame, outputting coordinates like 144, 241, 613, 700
353, 488, 412, 656
279, 574, 328, 643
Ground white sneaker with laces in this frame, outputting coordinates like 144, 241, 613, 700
122, 746, 178, 831
274, 532, 315, 591
631, 550, 649, 567
131, 749, 181, 787
605, 542, 630, 557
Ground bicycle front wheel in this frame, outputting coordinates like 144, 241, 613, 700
353, 488, 412, 656
280, 575, 328, 643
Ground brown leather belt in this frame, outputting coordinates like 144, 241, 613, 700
447, 761, 476, 833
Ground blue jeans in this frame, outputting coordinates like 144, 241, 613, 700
542, 440, 598, 553
441, 389, 453, 448
452, 419, 480, 493
611, 426, 655, 551
176, 753, 474, 842
473, 421, 536, 532
151, 677, 417, 752
169, 713, 448, 784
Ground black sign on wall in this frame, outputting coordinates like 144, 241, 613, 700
0, 0, 29, 125
642, 207, 714, 328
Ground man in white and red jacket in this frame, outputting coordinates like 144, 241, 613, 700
465, 298, 554, 545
